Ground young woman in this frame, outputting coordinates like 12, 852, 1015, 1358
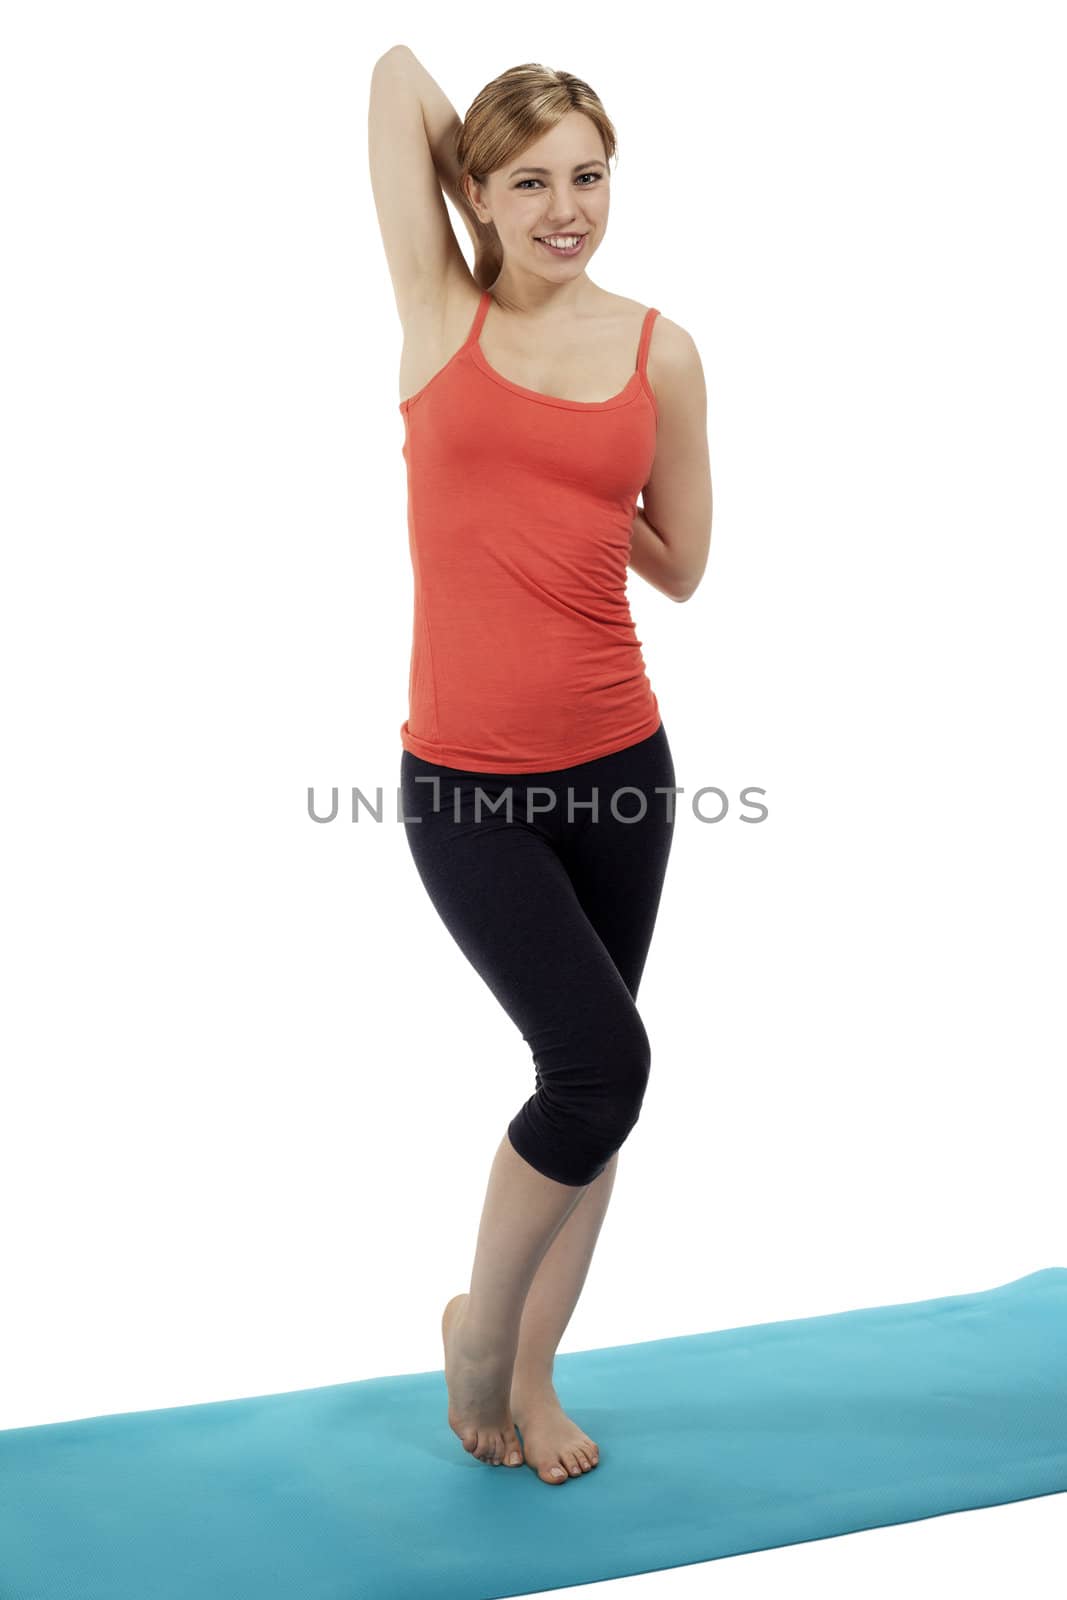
369, 47, 712, 1486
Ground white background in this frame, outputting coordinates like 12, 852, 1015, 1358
2, 2, 1064, 1594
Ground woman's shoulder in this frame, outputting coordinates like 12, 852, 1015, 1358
608, 294, 700, 396
609, 289, 693, 347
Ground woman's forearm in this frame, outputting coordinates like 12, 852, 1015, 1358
383, 46, 495, 259
628, 504, 689, 601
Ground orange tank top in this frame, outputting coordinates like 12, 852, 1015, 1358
398, 289, 663, 773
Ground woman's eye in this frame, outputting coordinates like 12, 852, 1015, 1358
515, 173, 602, 190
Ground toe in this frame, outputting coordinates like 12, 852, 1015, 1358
575, 1448, 593, 1471
564, 1451, 582, 1477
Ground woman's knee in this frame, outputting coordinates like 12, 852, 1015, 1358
510, 1004, 652, 1184
590, 1008, 652, 1140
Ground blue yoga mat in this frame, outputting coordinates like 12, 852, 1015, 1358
1, 1269, 1064, 1599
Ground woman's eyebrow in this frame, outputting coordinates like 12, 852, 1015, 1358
507, 159, 608, 177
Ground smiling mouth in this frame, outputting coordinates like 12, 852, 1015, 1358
534, 234, 588, 255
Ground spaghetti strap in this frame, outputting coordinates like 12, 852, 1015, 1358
463, 289, 492, 349
636, 306, 660, 377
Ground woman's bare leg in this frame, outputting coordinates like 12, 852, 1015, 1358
441, 1132, 588, 1467
509, 1148, 619, 1397
507, 1150, 618, 1481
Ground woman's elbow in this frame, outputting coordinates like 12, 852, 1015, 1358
670, 555, 709, 602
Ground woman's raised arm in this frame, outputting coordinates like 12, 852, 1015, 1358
368, 46, 495, 315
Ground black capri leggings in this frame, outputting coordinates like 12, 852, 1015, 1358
400, 721, 676, 1187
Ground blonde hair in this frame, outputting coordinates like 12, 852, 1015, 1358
457, 63, 617, 193
457, 63, 618, 288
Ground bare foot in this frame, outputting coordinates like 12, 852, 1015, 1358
511, 1384, 600, 1485
441, 1293, 525, 1468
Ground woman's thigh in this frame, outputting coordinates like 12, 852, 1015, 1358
401, 753, 640, 1054
556, 722, 677, 999
400, 740, 674, 1181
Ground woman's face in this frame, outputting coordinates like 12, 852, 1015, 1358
475, 111, 610, 278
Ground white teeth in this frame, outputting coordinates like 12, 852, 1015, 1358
538, 234, 583, 248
